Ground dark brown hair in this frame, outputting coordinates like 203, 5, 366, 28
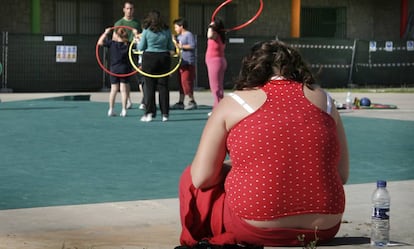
123, 1, 134, 7
210, 17, 226, 44
173, 17, 188, 29
142, 10, 169, 32
233, 40, 315, 90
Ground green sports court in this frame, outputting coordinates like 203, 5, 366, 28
0, 92, 413, 210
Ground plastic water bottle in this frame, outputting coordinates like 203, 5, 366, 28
370, 180, 390, 247
345, 91, 353, 109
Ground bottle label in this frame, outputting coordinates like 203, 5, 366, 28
372, 207, 390, 220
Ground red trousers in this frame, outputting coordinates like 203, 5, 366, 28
178, 64, 195, 95
178, 166, 341, 247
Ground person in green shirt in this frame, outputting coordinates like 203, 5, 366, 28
114, 1, 143, 109
137, 10, 175, 122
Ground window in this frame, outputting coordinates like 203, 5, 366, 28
181, 3, 232, 36
301, 7, 346, 38
56, 0, 77, 34
56, 0, 105, 34
79, 2, 103, 34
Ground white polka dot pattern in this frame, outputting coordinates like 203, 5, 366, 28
224, 80, 345, 220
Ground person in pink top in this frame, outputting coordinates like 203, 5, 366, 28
176, 40, 349, 249
205, 17, 227, 115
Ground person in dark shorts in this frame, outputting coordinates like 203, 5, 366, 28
98, 27, 138, 117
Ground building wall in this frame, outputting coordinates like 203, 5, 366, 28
112, 0, 170, 26
41, 0, 56, 34
1, 0, 413, 91
372, 0, 400, 40
1, 0, 413, 40
301, 0, 409, 40
0, 0, 32, 33
180, 0, 414, 40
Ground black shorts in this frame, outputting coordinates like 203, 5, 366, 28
110, 75, 131, 84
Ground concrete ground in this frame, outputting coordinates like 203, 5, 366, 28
0, 90, 413, 249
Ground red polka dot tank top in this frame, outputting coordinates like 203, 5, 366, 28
225, 80, 345, 220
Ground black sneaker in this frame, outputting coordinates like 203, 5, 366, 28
174, 246, 192, 249
171, 102, 185, 110
192, 240, 263, 249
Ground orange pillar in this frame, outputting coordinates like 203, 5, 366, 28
291, 0, 301, 38
170, 0, 179, 29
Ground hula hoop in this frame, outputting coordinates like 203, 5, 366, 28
95, 25, 138, 77
211, 0, 264, 32
128, 39, 182, 78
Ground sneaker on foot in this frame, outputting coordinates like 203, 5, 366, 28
127, 101, 133, 109
140, 113, 153, 122
185, 101, 197, 110
171, 102, 184, 110
139, 103, 146, 110
107, 109, 116, 117
162, 115, 169, 122
120, 109, 127, 117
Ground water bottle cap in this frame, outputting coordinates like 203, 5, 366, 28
377, 180, 387, 187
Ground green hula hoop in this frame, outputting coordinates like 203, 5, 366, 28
128, 40, 182, 78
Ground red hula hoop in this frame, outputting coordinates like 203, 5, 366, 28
95, 25, 138, 78
211, 0, 263, 32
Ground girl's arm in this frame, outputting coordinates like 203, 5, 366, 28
180, 33, 196, 51
190, 106, 228, 189
332, 107, 350, 184
137, 29, 147, 51
97, 28, 111, 46
167, 30, 175, 51
166, 31, 176, 56
207, 27, 216, 39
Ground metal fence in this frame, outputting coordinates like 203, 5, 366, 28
353, 40, 414, 87
1, 32, 102, 92
282, 37, 355, 88
1, 32, 414, 92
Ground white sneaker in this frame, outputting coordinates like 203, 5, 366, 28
107, 109, 116, 117
127, 101, 133, 109
120, 109, 127, 117
162, 115, 168, 122
185, 101, 197, 110
139, 103, 145, 110
140, 113, 153, 122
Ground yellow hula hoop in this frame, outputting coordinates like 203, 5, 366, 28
128, 40, 182, 78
